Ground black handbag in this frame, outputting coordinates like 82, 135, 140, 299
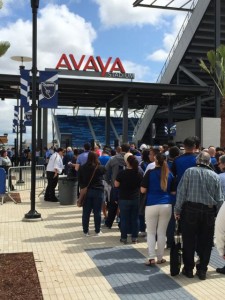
77, 165, 98, 207
170, 219, 182, 276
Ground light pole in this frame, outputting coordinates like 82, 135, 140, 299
24, 0, 41, 220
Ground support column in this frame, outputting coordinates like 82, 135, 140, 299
105, 102, 110, 146
122, 93, 128, 143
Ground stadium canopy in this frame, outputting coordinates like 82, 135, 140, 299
0, 74, 209, 111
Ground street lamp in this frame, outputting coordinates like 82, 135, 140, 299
24, 0, 41, 220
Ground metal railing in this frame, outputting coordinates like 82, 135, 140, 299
156, 0, 199, 83
8, 165, 46, 194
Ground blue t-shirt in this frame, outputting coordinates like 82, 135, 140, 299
141, 167, 174, 206
76, 151, 89, 166
99, 155, 110, 166
171, 153, 197, 186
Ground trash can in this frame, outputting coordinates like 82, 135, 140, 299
58, 176, 78, 205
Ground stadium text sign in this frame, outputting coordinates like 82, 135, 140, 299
55, 54, 135, 79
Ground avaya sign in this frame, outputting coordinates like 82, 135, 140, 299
55, 54, 135, 80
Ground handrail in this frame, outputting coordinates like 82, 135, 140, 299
156, 0, 199, 83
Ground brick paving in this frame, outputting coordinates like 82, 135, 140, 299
1, 189, 225, 299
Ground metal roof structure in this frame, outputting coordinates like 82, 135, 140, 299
133, 0, 197, 12
0, 73, 209, 115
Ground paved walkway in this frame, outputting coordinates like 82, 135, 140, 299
1, 189, 225, 299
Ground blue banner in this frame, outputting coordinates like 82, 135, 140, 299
24, 106, 32, 126
20, 69, 30, 110
39, 71, 58, 108
13, 106, 19, 126
13, 120, 26, 133
12, 123, 16, 133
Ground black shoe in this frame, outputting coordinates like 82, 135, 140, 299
45, 198, 58, 202
182, 267, 194, 278
102, 224, 111, 229
120, 238, 127, 244
196, 270, 206, 280
216, 266, 225, 274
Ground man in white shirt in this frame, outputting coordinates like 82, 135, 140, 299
44, 147, 64, 202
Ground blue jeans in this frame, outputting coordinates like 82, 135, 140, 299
139, 215, 146, 232
118, 199, 139, 240
82, 188, 104, 234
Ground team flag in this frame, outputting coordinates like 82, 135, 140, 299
39, 71, 58, 108
20, 69, 30, 110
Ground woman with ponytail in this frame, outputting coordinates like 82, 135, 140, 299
141, 152, 175, 266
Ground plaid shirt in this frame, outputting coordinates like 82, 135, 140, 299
175, 165, 224, 214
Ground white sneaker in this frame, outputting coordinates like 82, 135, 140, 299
138, 232, 146, 237
84, 232, 90, 237
95, 231, 103, 236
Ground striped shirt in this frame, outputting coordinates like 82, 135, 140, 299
174, 165, 224, 214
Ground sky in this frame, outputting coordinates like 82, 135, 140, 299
0, 0, 194, 145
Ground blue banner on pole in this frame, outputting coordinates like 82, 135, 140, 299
39, 71, 58, 108
13, 106, 19, 126
12, 123, 16, 133
24, 106, 32, 126
20, 69, 30, 110
13, 120, 26, 133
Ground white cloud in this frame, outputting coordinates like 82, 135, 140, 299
0, 0, 26, 18
122, 60, 151, 82
93, 0, 173, 28
0, 4, 97, 74
146, 13, 186, 62
147, 49, 168, 62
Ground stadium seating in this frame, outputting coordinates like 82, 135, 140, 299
55, 115, 138, 148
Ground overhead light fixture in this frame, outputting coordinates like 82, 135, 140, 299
162, 92, 176, 96
10, 85, 20, 90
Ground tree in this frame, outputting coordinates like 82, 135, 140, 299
199, 44, 225, 147
0, 0, 10, 57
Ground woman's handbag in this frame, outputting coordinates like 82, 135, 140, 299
170, 219, 182, 276
77, 165, 98, 207
77, 187, 88, 207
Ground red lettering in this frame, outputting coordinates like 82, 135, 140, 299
110, 57, 126, 73
69, 54, 85, 70
96, 56, 112, 77
55, 55, 127, 75
55, 54, 72, 70
83, 56, 99, 72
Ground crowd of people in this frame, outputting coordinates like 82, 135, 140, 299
2, 137, 225, 280
41, 137, 225, 280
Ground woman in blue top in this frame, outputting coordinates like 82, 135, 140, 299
141, 152, 175, 266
